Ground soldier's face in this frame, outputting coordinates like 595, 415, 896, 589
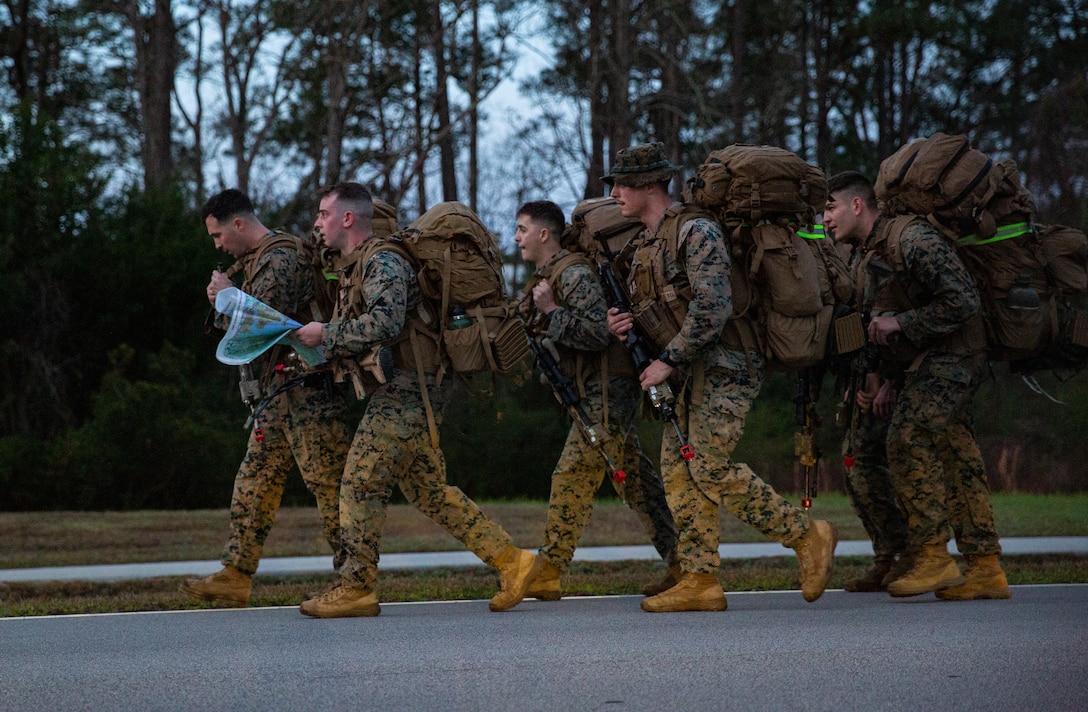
824, 192, 861, 242
315, 196, 347, 251
514, 214, 548, 267
610, 182, 647, 219
205, 215, 247, 258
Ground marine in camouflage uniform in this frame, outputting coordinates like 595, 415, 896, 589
295, 182, 537, 618
862, 214, 1008, 598
181, 188, 350, 608
825, 172, 909, 591
516, 201, 677, 600
604, 143, 838, 612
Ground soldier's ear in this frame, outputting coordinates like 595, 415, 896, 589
342, 210, 356, 228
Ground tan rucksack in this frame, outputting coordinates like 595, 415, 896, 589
385, 201, 529, 377
563, 197, 645, 269
684, 145, 856, 369
875, 132, 1001, 237
686, 144, 826, 223
877, 143, 1088, 374
952, 160, 1053, 362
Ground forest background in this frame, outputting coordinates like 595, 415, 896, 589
1, 0, 1086, 511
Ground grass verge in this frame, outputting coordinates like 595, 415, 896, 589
1, 493, 1085, 617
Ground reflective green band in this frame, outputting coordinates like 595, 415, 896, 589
957, 222, 1032, 247
797, 224, 826, 240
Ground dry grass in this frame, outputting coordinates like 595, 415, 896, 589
3, 493, 1086, 569
2, 493, 1087, 618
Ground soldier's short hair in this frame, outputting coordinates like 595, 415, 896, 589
320, 182, 374, 224
201, 188, 255, 222
517, 200, 565, 237
827, 171, 878, 211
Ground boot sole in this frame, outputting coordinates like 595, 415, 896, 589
888, 574, 966, 598
936, 588, 1012, 601
640, 598, 727, 613
299, 603, 380, 618
178, 583, 248, 608
527, 591, 562, 601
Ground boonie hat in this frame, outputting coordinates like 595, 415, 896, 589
601, 142, 683, 187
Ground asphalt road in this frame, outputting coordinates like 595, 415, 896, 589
1, 585, 1085, 711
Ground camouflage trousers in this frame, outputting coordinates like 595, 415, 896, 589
539, 377, 676, 572
665, 365, 810, 574
842, 410, 908, 558
886, 354, 1001, 556
223, 380, 350, 575
339, 371, 515, 591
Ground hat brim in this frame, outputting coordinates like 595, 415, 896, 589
601, 165, 681, 187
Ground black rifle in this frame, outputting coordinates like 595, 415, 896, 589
595, 243, 694, 462
525, 328, 627, 483
794, 366, 824, 510
839, 255, 896, 472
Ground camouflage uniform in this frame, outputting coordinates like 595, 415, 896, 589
524, 250, 676, 572
217, 238, 350, 575
321, 245, 518, 591
864, 220, 1001, 557
841, 222, 909, 561
630, 213, 812, 575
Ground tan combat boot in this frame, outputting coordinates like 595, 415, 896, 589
794, 519, 838, 602
881, 550, 915, 589
524, 558, 562, 601
641, 564, 682, 597
641, 572, 727, 612
179, 565, 252, 607
936, 555, 1011, 601
887, 543, 964, 597
488, 546, 537, 612
299, 583, 380, 618
844, 554, 894, 592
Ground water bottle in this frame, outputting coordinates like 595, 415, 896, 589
447, 305, 472, 330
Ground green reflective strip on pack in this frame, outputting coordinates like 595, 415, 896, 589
957, 222, 1032, 247
323, 271, 340, 281
797, 224, 826, 240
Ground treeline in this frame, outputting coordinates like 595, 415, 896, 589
1, 1, 1087, 510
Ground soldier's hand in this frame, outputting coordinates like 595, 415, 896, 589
607, 307, 633, 339
867, 314, 901, 346
531, 280, 557, 314
206, 270, 232, 306
294, 322, 324, 348
873, 380, 897, 418
640, 359, 673, 389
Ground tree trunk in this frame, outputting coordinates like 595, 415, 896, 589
133, 0, 177, 192
432, 0, 457, 201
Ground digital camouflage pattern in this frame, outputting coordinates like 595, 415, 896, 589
864, 221, 1001, 556
841, 410, 907, 559
525, 251, 676, 572
338, 371, 516, 590
223, 383, 350, 574
886, 353, 1001, 556
840, 219, 908, 561
873, 221, 985, 364
630, 214, 750, 373
667, 365, 810, 573
325, 242, 518, 591
218, 239, 349, 575
631, 213, 811, 574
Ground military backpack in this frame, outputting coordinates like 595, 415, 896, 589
874, 135, 1088, 375
683, 144, 856, 369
